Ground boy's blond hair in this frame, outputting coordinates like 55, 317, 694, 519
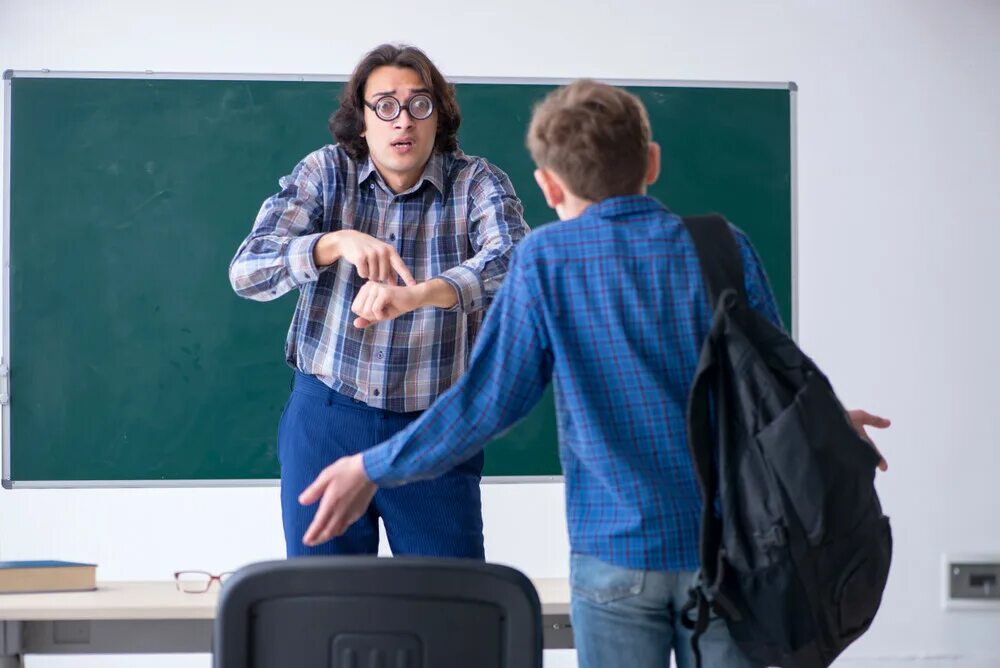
527, 80, 652, 202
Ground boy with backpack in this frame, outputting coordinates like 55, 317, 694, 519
297, 79, 891, 667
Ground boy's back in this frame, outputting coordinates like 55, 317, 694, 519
518, 194, 781, 571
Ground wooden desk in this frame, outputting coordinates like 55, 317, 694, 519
0, 579, 572, 667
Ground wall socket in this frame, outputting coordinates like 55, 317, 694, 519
943, 555, 1000, 611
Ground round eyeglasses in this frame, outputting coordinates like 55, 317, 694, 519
364, 93, 434, 122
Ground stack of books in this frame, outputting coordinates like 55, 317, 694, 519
0, 560, 97, 594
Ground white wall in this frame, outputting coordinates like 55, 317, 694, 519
2, 1, 999, 666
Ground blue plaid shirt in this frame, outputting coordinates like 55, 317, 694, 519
364, 196, 782, 570
230, 145, 528, 412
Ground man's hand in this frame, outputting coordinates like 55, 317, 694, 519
847, 409, 891, 472
315, 230, 416, 286
351, 281, 424, 328
299, 454, 377, 547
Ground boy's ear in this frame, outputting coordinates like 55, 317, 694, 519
534, 168, 565, 210
645, 142, 661, 186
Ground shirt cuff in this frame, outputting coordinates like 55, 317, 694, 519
285, 233, 325, 286
437, 265, 484, 313
362, 445, 401, 487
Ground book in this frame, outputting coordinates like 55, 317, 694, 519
0, 560, 97, 594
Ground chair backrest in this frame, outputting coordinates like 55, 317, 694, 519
214, 556, 543, 668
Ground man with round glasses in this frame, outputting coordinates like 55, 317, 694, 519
230, 44, 529, 559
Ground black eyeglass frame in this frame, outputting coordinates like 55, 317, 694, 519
363, 93, 435, 122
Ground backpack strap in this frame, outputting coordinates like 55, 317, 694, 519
681, 341, 725, 668
682, 214, 747, 309
679, 585, 712, 667
683, 214, 746, 582
681, 214, 747, 668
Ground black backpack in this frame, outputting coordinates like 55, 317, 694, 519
679, 215, 892, 668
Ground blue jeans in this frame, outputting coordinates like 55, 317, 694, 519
278, 372, 485, 559
570, 553, 762, 668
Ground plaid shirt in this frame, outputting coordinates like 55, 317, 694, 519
364, 196, 782, 571
230, 145, 528, 412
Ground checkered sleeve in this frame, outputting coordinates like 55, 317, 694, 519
229, 154, 328, 301
437, 161, 529, 313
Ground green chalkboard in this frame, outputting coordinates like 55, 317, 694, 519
2, 73, 793, 485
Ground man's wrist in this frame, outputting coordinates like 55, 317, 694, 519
417, 278, 459, 309
314, 231, 342, 267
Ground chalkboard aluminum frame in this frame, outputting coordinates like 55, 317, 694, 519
2, 70, 796, 488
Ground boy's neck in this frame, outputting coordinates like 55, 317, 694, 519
557, 188, 646, 221
557, 194, 594, 220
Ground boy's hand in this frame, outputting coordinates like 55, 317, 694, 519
298, 454, 376, 547
847, 409, 891, 472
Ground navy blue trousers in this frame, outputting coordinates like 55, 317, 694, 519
278, 372, 485, 559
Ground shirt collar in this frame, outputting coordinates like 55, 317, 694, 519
357, 157, 377, 187
584, 195, 668, 219
357, 151, 445, 196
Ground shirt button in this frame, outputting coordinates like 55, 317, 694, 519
370, 183, 375, 190
373, 389, 380, 397
376, 351, 384, 360
389, 233, 396, 241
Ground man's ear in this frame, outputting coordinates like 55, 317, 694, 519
534, 168, 565, 210
645, 142, 661, 186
